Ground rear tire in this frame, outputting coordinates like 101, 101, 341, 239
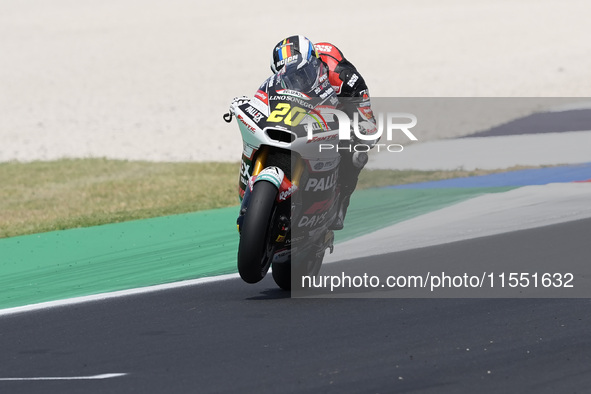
272, 248, 325, 291
237, 181, 278, 284
272, 262, 291, 291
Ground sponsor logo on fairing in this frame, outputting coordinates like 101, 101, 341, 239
305, 120, 329, 133
240, 161, 251, 186
276, 89, 311, 100
238, 114, 256, 133
255, 167, 284, 188
240, 161, 250, 177
272, 248, 291, 263
307, 134, 338, 144
269, 95, 315, 109
304, 171, 337, 192
278, 184, 297, 201
244, 105, 264, 123
254, 90, 268, 105
309, 157, 340, 172
250, 96, 269, 115
298, 213, 328, 228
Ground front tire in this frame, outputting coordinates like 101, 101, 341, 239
237, 181, 278, 284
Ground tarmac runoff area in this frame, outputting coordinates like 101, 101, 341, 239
325, 181, 591, 263
367, 108, 591, 172
329, 108, 591, 263
367, 130, 591, 171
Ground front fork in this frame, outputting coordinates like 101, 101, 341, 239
237, 146, 304, 235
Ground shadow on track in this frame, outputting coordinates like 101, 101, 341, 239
245, 288, 290, 301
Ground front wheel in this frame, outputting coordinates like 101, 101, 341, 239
237, 181, 278, 283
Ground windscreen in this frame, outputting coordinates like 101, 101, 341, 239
280, 56, 324, 93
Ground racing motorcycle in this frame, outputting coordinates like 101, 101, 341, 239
223, 56, 341, 290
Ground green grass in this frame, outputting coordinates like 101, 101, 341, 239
0, 159, 535, 238
0, 159, 238, 238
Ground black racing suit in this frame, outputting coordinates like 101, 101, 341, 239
316, 42, 379, 229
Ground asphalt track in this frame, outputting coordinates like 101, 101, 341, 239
1, 218, 590, 393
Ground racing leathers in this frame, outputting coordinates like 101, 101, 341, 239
315, 42, 379, 230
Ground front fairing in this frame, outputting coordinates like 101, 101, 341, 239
232, 70, 341, 162
232, 67, 344, 243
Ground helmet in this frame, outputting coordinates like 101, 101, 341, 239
270, 35, 318, 74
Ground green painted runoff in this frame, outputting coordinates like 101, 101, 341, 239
0, 187, 513, 310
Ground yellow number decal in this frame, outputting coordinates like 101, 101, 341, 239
285, 107, 307, 126
268, 103, 307, 126
268, 103, 290, 123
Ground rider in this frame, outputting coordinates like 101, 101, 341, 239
270, 35, 378, 230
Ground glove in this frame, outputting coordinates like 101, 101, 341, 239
354, 119, 380, 148
352, 151, 368, 169
229, 96, 250, 114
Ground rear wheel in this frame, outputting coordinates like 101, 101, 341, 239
237, 181, 278, 283
272, 248, 325, 291
272, 262, 291, 291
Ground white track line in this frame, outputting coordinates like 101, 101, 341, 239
0, 373, 127, 381
0, 273, 240, 318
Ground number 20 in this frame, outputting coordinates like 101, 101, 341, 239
268, 103, 306, 126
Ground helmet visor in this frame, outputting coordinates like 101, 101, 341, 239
280, 56, 323, 93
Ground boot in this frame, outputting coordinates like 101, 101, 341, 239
330, 194, 351, 231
